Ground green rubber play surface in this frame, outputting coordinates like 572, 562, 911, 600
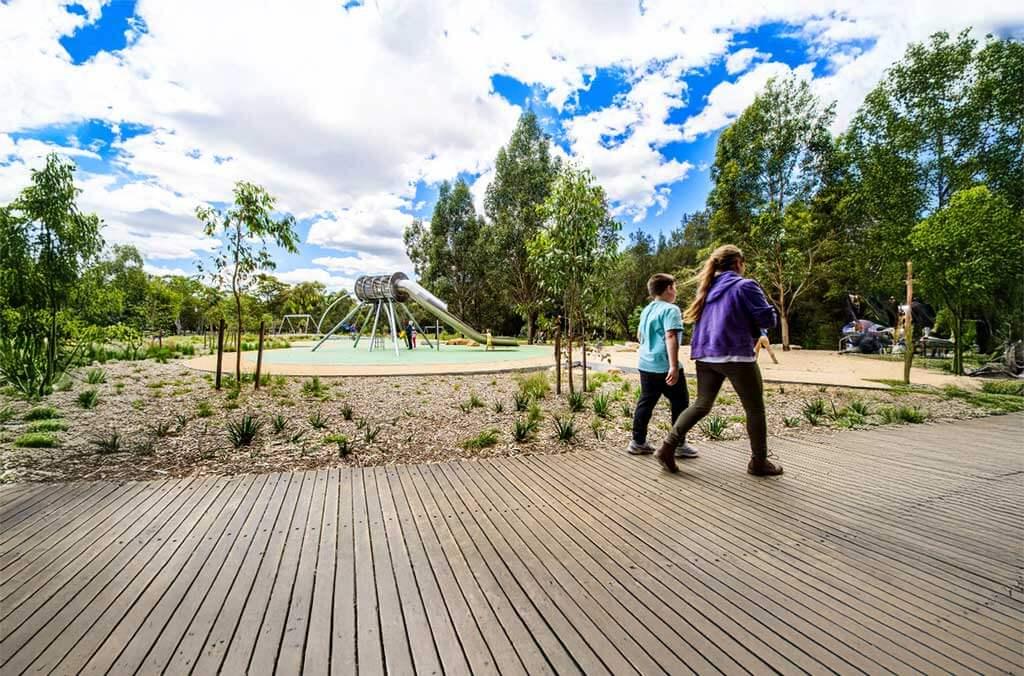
247, 341, 550, 365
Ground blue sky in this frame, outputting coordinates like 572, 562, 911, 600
2, 0, 1021, 291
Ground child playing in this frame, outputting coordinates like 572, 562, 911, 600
629, 273, 698, 458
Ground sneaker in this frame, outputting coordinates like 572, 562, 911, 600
747, 454, 784, 476
675, 442, 699, 459
627, 440, 654, 455
655, 442, 679, 473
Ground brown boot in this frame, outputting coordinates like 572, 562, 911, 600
747, 455, 783, 476
655, 442, 679, 473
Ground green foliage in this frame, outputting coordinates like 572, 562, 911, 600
567, 391, 586, 413
700, 415, 728, 440
847, 400, 871, 417
552, 415, 577, 443
362, 426, 380, 444
590, 418, 605, 441
15, 432, 59, 448
802, 398, 826, 425
308, 410, 328, 429
462, 429, 500, 450
591, 393, 611, 418
340, 403, 354, 421
326, 433, 351, 456
879, 405, 928, 424
516, 372, 550, 400
272, 414, 288, 433
492, 400, 505, 414
0, 332, 82, 400
152, 420, 173, 438
512, 417, 538, 442
527, 400, 543, 425
77, 388, 100, 409
620, 403, 632, 418
302, 376, 328, 398
980, 381, 1024, 397
175, 413, 189, 432
28, 419, 68, 433
196, 400, 214, 418
512, 391, 531, 412
90, 431, 122, 454
24, 405, 60, 421
227, 414, 261, 447
0, 404, 14, 423
86, 367, 106, 384
783, 416, 801, 428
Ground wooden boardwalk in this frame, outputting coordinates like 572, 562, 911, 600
1, 414, 1021, 675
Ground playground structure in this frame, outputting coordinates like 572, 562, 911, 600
276, 313, 314, 335
313, 272, 518, 355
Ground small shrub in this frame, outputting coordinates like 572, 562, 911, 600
567, 391, 586, 413
175, 413, 189, 432
513, 392, 531, 412
553, 415, 577, 443
462, 429, 500, 450
227, 414, 261, 447
272, 414, 288, 433
492, 400, 505, 414
289, 429, 306, 444
326, 433, 351, 456
802, 399, 826, 423
700, 415, 728, 440
308, 410, 328, 429
783, 416, 801, 428
90, 431, 122, 454
15, 432, 59, 448
86, 368, 107, 384
621, 403, 633, 418
847, 400, 871, 417
512, 418, 536, 442
468, 393, 484, 408
590, 418, 605, 440
24, 406, 60, 421
225, 386, 241, 402
151, 420, 172, 438
981, 380, 1024, 397
592, 393, 610, 419
340, 403, 354, 421
363, 426, 380, 444
131, 399, 145, 411
1, 404, 16, 423
896, 405, 928, 424
302, 376, 328, 398
196, 400, 214, 418
527, 401, 543, 424
516, 372, 550, 400
54, 375, 73, 392
77, 389, 100, 409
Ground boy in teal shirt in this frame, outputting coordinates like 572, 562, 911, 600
629, 273, 698, 458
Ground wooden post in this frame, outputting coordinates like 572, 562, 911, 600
254, 320, 265, 390
554, 315, 562, 396
215, 319, 226, 390
581, 317, 588, 393
158, 331, 163, 349
903, 261, 913, 385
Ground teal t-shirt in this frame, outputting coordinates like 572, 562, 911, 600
637, 300, 684, 373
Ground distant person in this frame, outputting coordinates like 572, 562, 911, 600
628, 273, 698, 458
485, 329, 494, 351
405, 320, 414, 350
411, 325, 417, 349
654, 245, 783, 477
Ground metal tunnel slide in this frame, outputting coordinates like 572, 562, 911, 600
395, 278, 519, 347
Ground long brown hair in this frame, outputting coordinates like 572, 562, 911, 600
683, 244, 745, 324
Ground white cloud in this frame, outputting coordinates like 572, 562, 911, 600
725, 47, 770, 75
144, 263, 192, 277
681, 61, 816, 141
274, 267, 355, 292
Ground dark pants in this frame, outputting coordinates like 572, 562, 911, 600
633, 369, 689, 445
665, 361, 768, 459
406, 332, 413, 349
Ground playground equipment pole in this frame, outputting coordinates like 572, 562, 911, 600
904, 261, 913, 384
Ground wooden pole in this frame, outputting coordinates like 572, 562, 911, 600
581, 317, 588, 393
903, 261, 913, 385
254, 320, 265, 390
554, 315, 562, 396
215, 319, 225, 390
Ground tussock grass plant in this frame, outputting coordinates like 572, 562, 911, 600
91, 431, 122, 453
592, 393, 610, 418
77, 389, 100, 409
700, 415, 728, 440
24, 406, 60, 421
512, 418, 537, 442
86, 368, 106, 384
553, 415, 577, 443
15, 432, 59, 448
567, 391, 586, 413
227, 414, 261, 447
516, 372, 550, 400
462, 429, 500, 450
196, 400, 214, 418
308, 410, 328, 429
783, 416, 801, 428
513, 391, 531, 412
272, 414, 288, 433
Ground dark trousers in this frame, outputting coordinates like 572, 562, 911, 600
633, 369, 688, 445
405, 332, 413, 349
665, 361, 767, 459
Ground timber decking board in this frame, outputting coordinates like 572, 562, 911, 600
0, 414, 1020, 674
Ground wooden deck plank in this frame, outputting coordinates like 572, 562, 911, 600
303, 469, 339, 675
46, 475, 259, 675
0, 477, 221, 674
187, 472, 295, 675
274, 469, 331, 675
0, 414, 1018, 675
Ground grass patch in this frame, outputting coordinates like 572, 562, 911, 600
878, 405, 929, 424
783, 416, 801, 428
24, 406, 60, 421
592, 393, 611, 418
14, 432, 59, 448
700, 415, 728, 440
302, 376, 328, 398
980, 380, 1024, 397
567, 391, 587, 413
462, 429, 500, 450
77, 389, 100, 409
512, 417, 538, 442
942, 385, 1024, 413
196, 400, 214, 417
516, 372, 550, 400
86, 368, 107, 384
28, 419, 68, 433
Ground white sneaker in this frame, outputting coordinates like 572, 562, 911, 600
627, 440, 654, 455
675, 442, 699, 459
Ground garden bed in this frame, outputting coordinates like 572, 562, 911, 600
1, 357, 1017, 484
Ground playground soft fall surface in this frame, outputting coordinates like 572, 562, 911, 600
1, 350, 1012, 484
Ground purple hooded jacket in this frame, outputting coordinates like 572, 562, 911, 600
689, 271, 777, 360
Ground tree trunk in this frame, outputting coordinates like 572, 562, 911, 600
234, 296, 243, 384
780, 313, 791, 352
527, 311, 537, 344
567, 314, 574, 395
953, 315, 963, 376
580, 316, 588, 393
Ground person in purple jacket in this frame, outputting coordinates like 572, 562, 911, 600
654, 244, 784, 477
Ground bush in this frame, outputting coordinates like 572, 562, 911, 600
567, 391, 586, 413
24, 405, 60, 421
516, 372, 550, 400
553, 415, 577, 443
14, 432, 59, 448
462, 429, 500, 450
28, 419, 68, 433
90, 431, 122, 453
77, 389, 100, 409
227, 414, 261, 447
592, 393, 610, 418
86, 368, 106, 384
700, 415, 728, 440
